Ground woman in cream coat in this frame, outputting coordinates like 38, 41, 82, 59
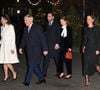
0, 15, 19, 81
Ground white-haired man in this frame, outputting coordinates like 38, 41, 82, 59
19, 14, 48, 86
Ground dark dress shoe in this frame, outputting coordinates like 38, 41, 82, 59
43, 74, 47, 77
22, 82, 30, 86
35, 79, 46, 84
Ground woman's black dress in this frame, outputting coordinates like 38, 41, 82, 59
83, 26, 100, 76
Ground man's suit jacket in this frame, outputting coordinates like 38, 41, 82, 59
20, 24, 48, 64
45, 20, 61, 57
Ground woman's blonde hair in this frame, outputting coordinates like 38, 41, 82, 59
60, 16, 69, 25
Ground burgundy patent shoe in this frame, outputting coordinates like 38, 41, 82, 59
58, 73, 65, 78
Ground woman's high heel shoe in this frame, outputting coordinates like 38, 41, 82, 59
85, 81, 90, 86
58, 73, 65, 78
64, 74, 72, 79
2, 77, 10, 82
84, 75, 90, 86
12, 72, 17, 80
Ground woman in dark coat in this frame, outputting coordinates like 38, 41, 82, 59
82, 15, 100, 86
58, 16, 73, 79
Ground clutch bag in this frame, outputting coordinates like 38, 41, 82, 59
65, 51, 72, 60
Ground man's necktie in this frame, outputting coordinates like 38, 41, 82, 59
28, 26, 31, 33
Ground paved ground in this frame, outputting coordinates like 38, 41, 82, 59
0, 52, 100, 90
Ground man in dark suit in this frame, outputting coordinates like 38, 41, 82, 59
42, 12, 61, 77
19, 15, 48, 86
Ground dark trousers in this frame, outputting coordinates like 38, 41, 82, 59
42, 54, 59, 75
58, 51, 72, 75
24, 63, 44, 84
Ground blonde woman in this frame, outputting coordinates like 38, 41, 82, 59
58, 16, 73, 79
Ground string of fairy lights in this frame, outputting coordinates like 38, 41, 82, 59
45, 0, 62, 6
27, 0, 41, 6
27, 0, 62, 6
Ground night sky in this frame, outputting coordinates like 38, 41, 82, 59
0, 0, 100, 17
